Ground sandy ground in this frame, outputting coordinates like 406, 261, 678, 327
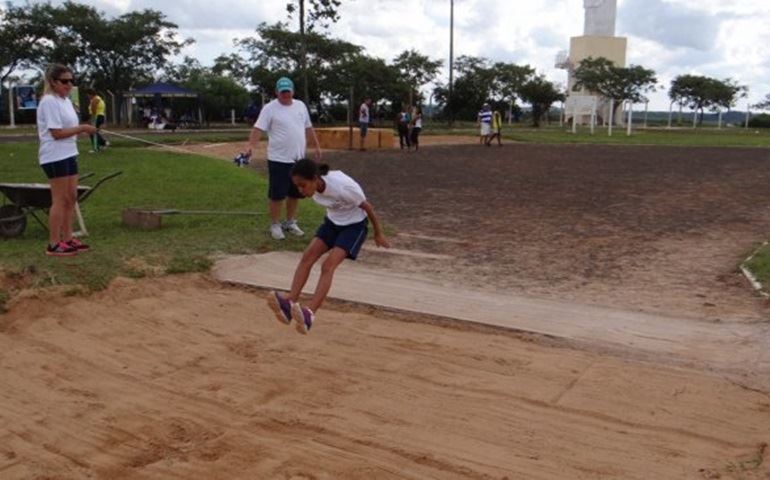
168, 134, 481, 163
3, 138, 770, 478
1, 275, 769, 479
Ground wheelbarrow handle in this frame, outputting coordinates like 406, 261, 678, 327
77, 171, 123, 204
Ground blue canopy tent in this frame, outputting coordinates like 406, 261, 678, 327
124, 82, 202, 127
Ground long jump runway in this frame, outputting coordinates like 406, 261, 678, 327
213, 251, 770, 388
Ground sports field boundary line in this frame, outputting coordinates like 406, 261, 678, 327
740, 241, 769, 298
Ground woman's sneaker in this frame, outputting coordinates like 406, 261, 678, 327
67, 237, 90, 252
45, 241, 78, 257
291, 303, 314, 334
267, 291, 292, 325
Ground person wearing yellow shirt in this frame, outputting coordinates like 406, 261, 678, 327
486, 109, 503, 147
85, 87, 107, 152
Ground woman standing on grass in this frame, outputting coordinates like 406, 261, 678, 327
267, 159, 390, 334
37, 64, 97, 256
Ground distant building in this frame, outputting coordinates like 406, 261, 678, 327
556, 0, 627, 125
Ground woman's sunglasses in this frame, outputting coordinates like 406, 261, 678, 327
56, 78, 75, 85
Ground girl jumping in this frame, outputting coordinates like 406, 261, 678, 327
267, 159, 390, 334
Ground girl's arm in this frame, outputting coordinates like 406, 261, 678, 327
359, 201, 390, 248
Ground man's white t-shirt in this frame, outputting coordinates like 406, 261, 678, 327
254, 98, 312, 163
359, 103, 369, 123
37, 94, 80, 165
312, 171, 367, 226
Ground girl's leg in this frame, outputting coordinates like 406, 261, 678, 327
288, 237, 330, 301
307, 247, 348, 312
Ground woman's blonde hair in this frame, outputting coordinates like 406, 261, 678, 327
44, 64, 72, 95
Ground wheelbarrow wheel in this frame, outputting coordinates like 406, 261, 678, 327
0, 205, 27, 238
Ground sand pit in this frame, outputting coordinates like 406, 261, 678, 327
1, 274, 769, 479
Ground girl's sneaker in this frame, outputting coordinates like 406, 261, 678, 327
67, 237, 90, 252
46, 241, 78, 257
267, 291, 292, 325
291, 303, 314, 334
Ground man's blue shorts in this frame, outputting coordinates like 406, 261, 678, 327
267, 160, 303, 200
315, 216, 368, 260
41, 156, 78, 179
359, 122, 368, 137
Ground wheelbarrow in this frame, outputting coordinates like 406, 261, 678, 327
0, 171, 122, 238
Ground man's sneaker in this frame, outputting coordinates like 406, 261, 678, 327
67, 237, 90, 252
282, 220, 304, 237
270, 223, 285, 240
267, 291, 292, 325
291, 303, 314, 334
45, 241, 78, 257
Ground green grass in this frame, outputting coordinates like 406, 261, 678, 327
422, 122, 770, 147
0, 140, 322, 295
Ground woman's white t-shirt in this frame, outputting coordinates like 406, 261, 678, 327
414, 115, 422, 129
254, 98, 312, 163
312, 171, 367, 226
37, 94, 79, 165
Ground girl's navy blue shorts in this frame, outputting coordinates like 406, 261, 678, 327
267, 160, 303, 200
41, 156, 78, 179
315, 217, 369, 260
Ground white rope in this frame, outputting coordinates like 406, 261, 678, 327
100, 129, 194, 154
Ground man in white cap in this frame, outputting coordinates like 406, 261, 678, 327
247, 77, 322, 240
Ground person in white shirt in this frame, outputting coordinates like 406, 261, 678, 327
410, 107, 423, 151
36, 64, 97, 257
358, 97, 371, 151
247, 77, 322, 240
267, 159, 390, 334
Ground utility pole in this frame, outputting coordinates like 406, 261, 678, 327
299, 0, 309, 103
448, 0, 454, 126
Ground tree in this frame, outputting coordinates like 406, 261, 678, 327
212, 53, 252, 88
432, 56, 533, 121
236, 22, 361, 107
0, 2, 54, 80
285, 0, 342, 103
0, 2, 55, 119
573, 56, 657, 106
42, 2, 192, 115
669, 75, 746, 125
490, 62, 534, 110
165, 57, 251, 122
392, 49, 442, 106
754, 94, 770, 111
518, 75, 565, 127
432, 56, 495, 120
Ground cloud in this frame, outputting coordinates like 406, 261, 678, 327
15, 0, 770, 110
619, 0, 722, 51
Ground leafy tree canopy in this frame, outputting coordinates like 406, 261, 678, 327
573, 56, 657, 104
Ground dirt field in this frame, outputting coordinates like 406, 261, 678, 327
322, 142, 770, 322
2, 138, 770, 478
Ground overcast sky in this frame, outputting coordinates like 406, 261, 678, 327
20, 0, 770, 110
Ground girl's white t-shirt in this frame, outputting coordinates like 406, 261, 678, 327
414, 115, 422, 129
37, 94, 80, 165
254, 98, 312, 163
312, 171, 367, 226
